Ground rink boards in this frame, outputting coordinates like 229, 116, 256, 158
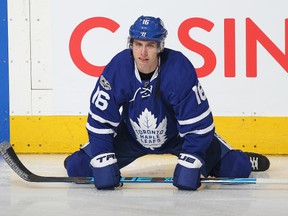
1, 0, 288, 154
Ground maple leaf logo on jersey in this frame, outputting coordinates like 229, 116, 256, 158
130, 108, 167, 150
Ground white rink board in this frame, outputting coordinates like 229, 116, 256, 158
8, 0, 288, 116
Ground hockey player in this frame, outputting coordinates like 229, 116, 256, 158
64, 15, 270, 190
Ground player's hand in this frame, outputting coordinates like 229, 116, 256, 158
90, 153, 121, 190
173, 153, 202, 190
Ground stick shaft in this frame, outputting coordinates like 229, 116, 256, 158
120, 177, 255, 184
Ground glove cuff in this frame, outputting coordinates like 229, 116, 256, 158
178, 153, 202, 169
90, 153, 117, 168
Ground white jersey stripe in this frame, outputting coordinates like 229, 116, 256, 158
179, 122, 215, 137
89, 110, 119, 127
178, 108, 211, 125
86, 122, 115, 135
129, 87, 142, 102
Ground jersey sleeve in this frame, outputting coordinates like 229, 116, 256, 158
86, 51, 131, 157
168, 53, 215, 163
87, 74, 120, 157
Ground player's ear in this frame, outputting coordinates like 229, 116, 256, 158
158, 41, 164, 53
127, 37, 133, 49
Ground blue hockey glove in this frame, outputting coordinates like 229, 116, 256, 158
173, 153, 203, 190
90, 153, 121, 190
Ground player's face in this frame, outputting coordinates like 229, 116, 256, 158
132, 40, 159, 74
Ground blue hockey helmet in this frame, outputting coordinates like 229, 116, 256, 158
129, 16, 168, 50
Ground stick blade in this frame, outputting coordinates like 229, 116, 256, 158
0, 141, 33, 181
0, 141, 12, 154
0, 141, 93, 183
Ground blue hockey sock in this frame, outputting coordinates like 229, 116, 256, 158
210, 150, 251, 178
65, 150, 92, 177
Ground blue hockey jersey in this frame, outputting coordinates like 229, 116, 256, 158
86, 48, 215, 162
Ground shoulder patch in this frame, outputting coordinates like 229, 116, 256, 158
100, 75, 111, 90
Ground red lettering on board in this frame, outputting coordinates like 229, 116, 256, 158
69, 17, 120, 77
246, 18, 288, 77
69, 17, 288, 78
224, 19, 236, 77
178, 18, 217, 78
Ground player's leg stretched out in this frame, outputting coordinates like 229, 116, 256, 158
64, 132, 270, 189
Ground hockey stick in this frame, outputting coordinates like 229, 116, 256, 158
120, 177, 288, 184
0, 141, 93, 183
1, 141, 288, 185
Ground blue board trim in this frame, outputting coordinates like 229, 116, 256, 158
0, 0, 10, 143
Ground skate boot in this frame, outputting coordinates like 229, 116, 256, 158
245, 152, 270, 172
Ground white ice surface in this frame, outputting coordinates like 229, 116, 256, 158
1, 154, 288, 216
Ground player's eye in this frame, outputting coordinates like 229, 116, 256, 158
134, 42, 142, 47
